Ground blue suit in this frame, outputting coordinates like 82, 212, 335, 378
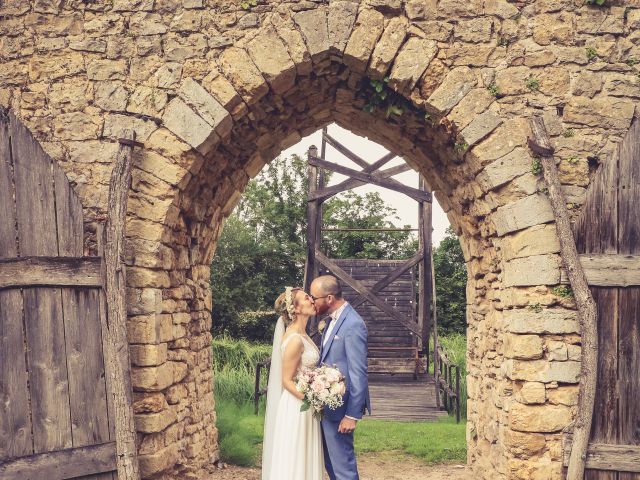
318, 303, 371, 480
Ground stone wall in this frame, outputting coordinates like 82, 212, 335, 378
1, 0, 639, 478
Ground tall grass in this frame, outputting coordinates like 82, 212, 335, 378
432, 333, 468, 419
212, 335, 271, 403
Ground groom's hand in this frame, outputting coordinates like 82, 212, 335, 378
338, 417, 357, 434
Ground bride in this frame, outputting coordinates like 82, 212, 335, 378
262, 286, 324, 480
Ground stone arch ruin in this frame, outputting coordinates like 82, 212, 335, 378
1, 1, 639, 478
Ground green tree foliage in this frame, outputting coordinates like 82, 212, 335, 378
433, 226, 467, 335
211, 154, 418, 340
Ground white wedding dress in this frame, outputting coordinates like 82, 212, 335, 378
262, 322, 324, 480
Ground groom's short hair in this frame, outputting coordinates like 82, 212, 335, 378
316, 275, 342, 299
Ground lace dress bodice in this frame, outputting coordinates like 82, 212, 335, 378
281, 333, 320, 368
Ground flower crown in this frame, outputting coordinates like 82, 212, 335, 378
284, 286, 296, 319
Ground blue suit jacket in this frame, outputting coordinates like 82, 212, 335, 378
319, 304, 371, 421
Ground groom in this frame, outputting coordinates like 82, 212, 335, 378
310, 275, 371, 480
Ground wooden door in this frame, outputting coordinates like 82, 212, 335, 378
0, 110, 117, 479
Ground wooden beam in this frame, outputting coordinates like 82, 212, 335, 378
308, 156, 431, 202
0, 257, 102, 289
103, 129, 141, 480
562, 434, 640, 473
314, 250, 421, 336
322, 227, 418, 232
351, 252, 424, 309
0, 442, 116, 479
559, 254, 640, 286
323, 131, 370, 169
310, 162, 411, 202
303, 145, 320, 294
528, 116, 598, 480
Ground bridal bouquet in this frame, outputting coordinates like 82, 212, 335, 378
295, 364, 346, 419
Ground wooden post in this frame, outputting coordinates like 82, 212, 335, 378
455, 365, 461, 424
431, 251, 441, 409
103, 130, 141, 480
417, 176, 433, 351
528, 117, 598, 480
304, 144, 319, 294
254, 362, 262, 415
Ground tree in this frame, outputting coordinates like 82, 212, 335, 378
210, 154, 419, 340
433, 226, 467, 335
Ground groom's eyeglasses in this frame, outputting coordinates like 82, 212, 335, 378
310, 294, 330, 302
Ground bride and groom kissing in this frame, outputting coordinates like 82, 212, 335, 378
262, 275, 371, 480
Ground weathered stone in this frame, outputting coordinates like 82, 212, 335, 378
69, 37, 107, 53
509, 402, 572, 432
413, 20, 454, 42
454, 18, 494, 43
127, 86, 168, 117
532, 13, 575, 46
546, 340, 568, 361
343, 9, 385, 74
133, 392, 165, 414
130, 343, 168, 367
217, 47, 268, 105
460, 110, 502, 147
153, 62, 182, 88
571, 72, 603, 98
564, 96, 635, 130
504, 334, 544, 360
94, 82, 129, 111
503, 309, 580, 335
246, 28, 296, 94
131, 362, 175, 392
426, 66, 475, 115
506, 359, 581, 383
501, 224, 561, 261
602, 73, 640, 99
293, 8, 330, 62
367, 0, 402, 13
53, 112, 100, 140
546, 385, 579, 406
135, 408, 177, 433
138, 443, 179, 477
103, 114, 158, 142
163, 98, 218, 156
505, 429, 547, 458
126, 287, 163, 316
492, 194, 555, 236
135, 150, 189, 187
518, 382, 546, 404
389, 37, 438, 94
448, 88, 494, 130
477, 148, 532, 193
368, 17, 408, 79
504, 254, 561, 287
270, 12, 312, 75
405, 0, 436, 20
28, 53, 84, 81
179, 78, 233, 140
328, 1, 359, 55
86, 59, 127, 81
129, 12, 167, 35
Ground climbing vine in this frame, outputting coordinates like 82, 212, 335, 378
358, 76, 429, 122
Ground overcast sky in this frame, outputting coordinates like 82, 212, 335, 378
280, 123, 451, 247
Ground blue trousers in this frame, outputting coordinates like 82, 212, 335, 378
321, 417, 359, 480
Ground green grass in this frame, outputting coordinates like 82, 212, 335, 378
356, 416, 466, 463
212, 334, 468, 467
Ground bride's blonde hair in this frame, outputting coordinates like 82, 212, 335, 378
274, 287, 301, 325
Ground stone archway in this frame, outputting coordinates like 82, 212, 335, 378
1, 1, 638, 479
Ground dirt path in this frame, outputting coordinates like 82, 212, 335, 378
209, 453, 470, 480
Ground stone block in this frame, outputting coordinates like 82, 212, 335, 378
29, 52, 85, 82
86, 59, 128, 81
492, 193, 554, 236
505, 429, 546, 458
246, 28, 296, 94
504, 254, 561, 287
129, 12, 167, 35
518, 382, 546, 404
546, 340, 568, 361
179, 78, 233, 140
133, 392, 166, 413
503, 308, 579, 335
368, 16, 408, 79
130, 343, 168, 367
270, 12, 312, 75
53, 112, 100, 140
328, 1, 359, 55
546, 385, 579, 406
294, 8, 330, 62
126, 85, 167, 117
460, 110, 502, 147
501, 224, 560, 261
343, 8, 384, 73
504, 334, 543, 360
131, 362, 175, 392
426, 66, 476, 115
135, 408, 177, 433
138, 443, 179, 477
162, 98, 218, 156
103, 113, 158, 142
477, 148, 533, 192
509, 402, 572, 433
564, 96, 635, 130
126, 287, 163, 315
128, 267, 171, 288
217, 47, 269, 105
389, 37, 438, 94
94, 81, 129, 111
448, 88, 495, 130
506, 359, 581, 383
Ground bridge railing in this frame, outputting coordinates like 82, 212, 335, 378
434, 345, 461, 423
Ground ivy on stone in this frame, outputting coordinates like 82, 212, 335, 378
359, 76, 427, 122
